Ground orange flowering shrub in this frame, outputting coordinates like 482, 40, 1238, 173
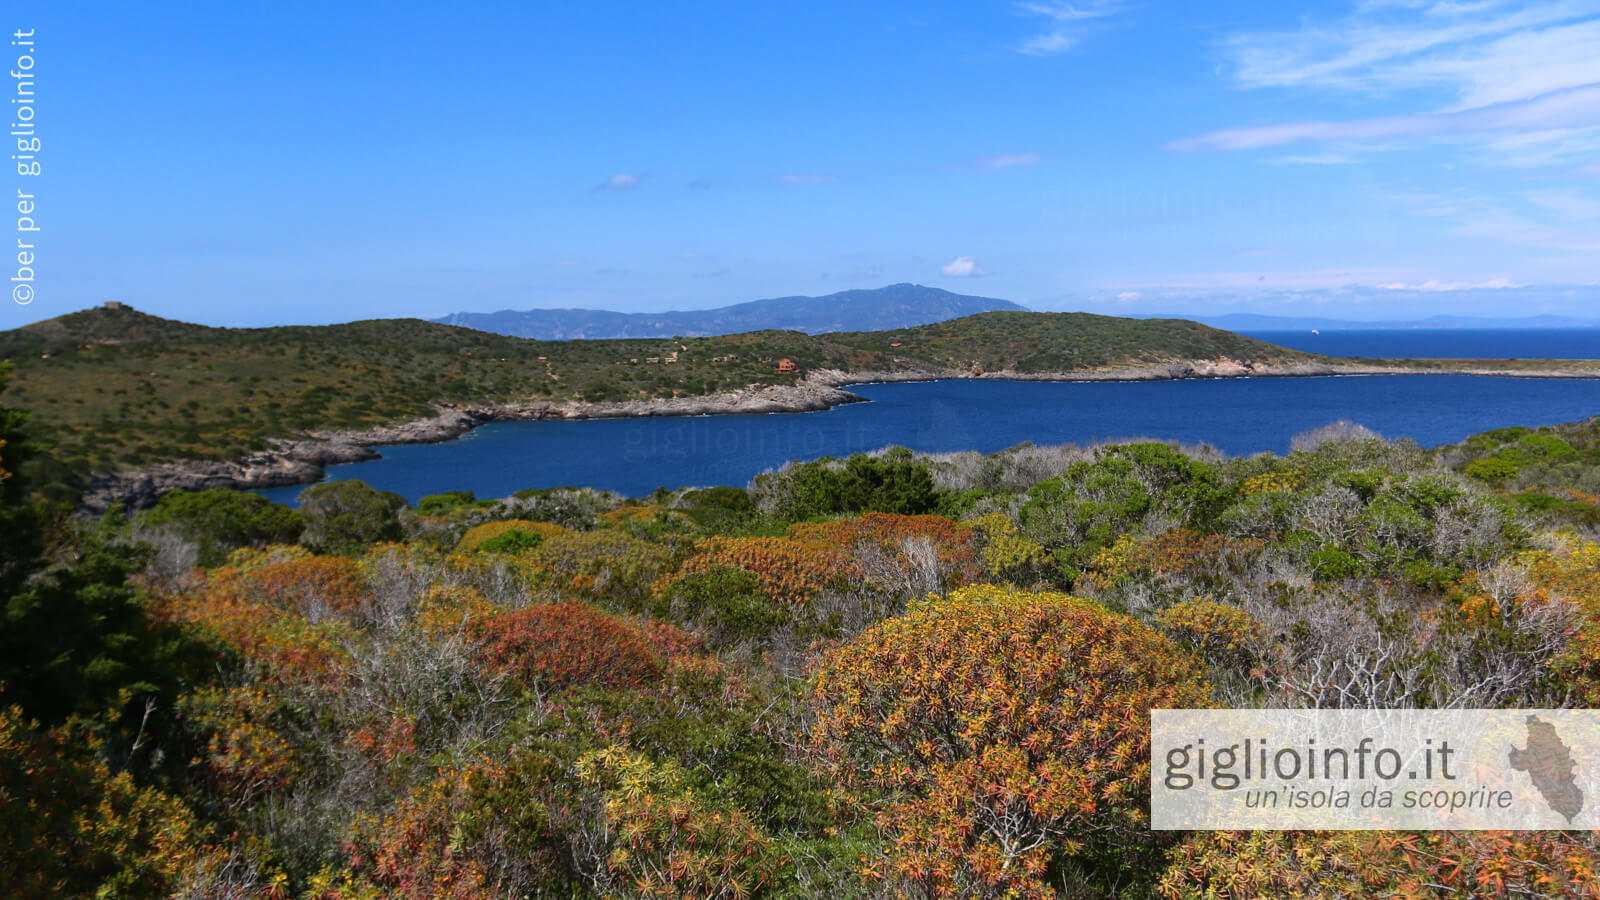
792, 512, 975, 561
235, 554, 368, 621
474, 601, 662, 691
158, 576, 352, 687
665, 536, 854, 609
1159, 829, 1600, 899
179, 685, 297, 809
412, 584, 499, 638
1157, 600, 1265, 672
455, 520, 569, 553
807, 585, 1212, 898
597, 504, 692, 527
1525, 538, 1600, 703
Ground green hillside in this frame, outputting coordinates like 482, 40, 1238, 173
1, 304, 1314, 488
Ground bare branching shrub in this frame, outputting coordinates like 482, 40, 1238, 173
1290, 419, 1381, 452
1245, 574, 1576, 710
494, 487, 622, 530
129, 522, 201, 590
169, 848, 264, 900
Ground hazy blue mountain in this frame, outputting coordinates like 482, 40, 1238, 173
435, 283, 1025, 339
1129, 312, 1600, 331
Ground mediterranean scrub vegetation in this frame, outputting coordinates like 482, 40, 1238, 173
7, 363, 1600, 896
0, 305, 1323, 499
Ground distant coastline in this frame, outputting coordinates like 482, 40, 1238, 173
80, 357, 1600, 512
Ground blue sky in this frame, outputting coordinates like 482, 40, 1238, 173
7, 0, 1600, 329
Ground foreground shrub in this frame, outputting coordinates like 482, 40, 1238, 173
806, 584, 1211, 898
0, 706, 211, 900
575, 746, 783, 899
1159, 829, 1600, 899
475, 601, 662, 692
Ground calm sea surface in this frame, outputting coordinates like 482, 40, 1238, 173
1243, 328, 1600, 359
257, 372, 1600, 505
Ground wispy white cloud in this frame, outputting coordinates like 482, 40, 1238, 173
1390, 187, 1600, 252
1174, 2, 1600, 161
1523, 186, 1600, 218
596, 173, 642, 192
1171, 83, 1600, 151
941, 256, 988, 277
976, 152, 1044, 169
1270, 152, 1359, 165
1015, 0, 1128, 55
1376, 277, 1522, 291
776, 173, 837, 184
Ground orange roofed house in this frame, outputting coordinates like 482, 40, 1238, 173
776, 358, 797, 373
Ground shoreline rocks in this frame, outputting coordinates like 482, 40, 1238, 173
77, 359, 1600, 511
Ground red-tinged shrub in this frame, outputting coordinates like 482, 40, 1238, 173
475, 601, 662, 691
1159, 830, 1600, 899
792, 512, 976, 563
666, 536, 854, 609
640, 618, 706, 660
807, 585, 1213, 899
793, 512, 984, 593
346, 754, 566, 900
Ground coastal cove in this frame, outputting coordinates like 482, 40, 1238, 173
254, 374, 1600, 505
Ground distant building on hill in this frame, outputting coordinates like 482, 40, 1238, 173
776, 358, 797, 373
104, 300, 124, 310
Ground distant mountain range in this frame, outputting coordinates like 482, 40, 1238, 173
435, 283, 1025, 339
1130, 313, 1600, 331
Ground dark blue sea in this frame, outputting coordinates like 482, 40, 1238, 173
256, 372, 1600, 505
1242, 328, 1600, 359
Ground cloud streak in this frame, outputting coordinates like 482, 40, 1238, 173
596, 173, 642, 192
976, 152, 1043, 169
1015, 0, 1127, 55
1171, 82, 1600, 151
1174, 2, 1600, 162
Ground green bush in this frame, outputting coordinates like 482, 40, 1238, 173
759, 449, 942, 520
142, 487, 302, 566
477, 528, 545, 555
1464, 456, 1520, 484
297, 479, 407, 555
1020, 443, 1225, 573
660, 566, 790, 648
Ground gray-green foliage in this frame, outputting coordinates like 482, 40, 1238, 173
297, 480, 407, 555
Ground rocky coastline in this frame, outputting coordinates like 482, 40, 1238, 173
78, 357, 1600, 511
